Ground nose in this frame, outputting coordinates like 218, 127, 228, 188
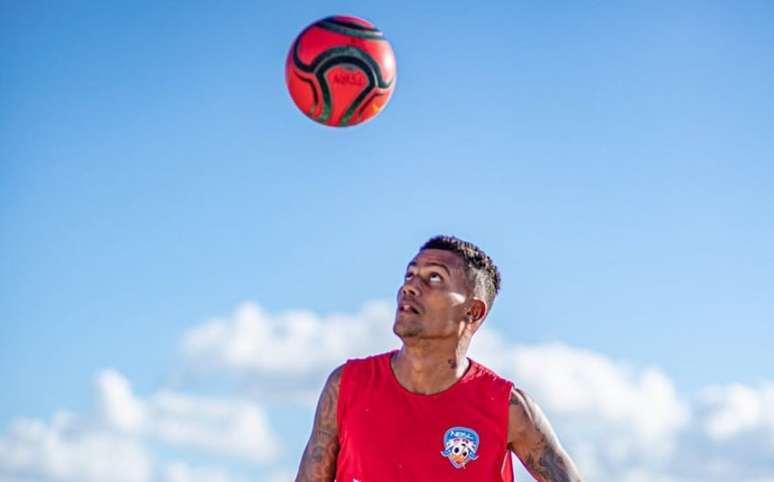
400, 277, 420, 297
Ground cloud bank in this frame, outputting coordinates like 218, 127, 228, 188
178, 301, 774, 482
1, 368, 280, 482
2, 301, 772, 482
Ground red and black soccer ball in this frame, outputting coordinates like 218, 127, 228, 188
285, 15, 397, 127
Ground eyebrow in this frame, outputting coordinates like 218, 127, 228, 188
406, 261, 451, 276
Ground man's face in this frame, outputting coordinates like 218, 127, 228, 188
393, 249, 472, 340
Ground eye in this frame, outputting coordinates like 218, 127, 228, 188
404, 272, 413, 280
428, 273, 442, 283
453, 447, 460, 454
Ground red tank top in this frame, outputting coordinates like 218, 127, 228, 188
336, 350, 515, 482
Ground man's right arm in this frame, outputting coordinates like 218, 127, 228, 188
295, 365, 344, 482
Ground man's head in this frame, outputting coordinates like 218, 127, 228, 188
394, 235, 501, 342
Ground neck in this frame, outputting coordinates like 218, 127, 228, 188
391, 338, 471, 395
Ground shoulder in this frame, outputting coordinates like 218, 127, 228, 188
508, 386, 538, 427
320, 363, 345, 399
507, 385, 552, 451
505, 387, 586, 480
327, 364, 345, 384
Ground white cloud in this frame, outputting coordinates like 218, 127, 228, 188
472, 337, 774, 481
0, 366, 281, 482
682, 381, 774, 481
96, 370, 279, 464
161, 461, 292, 482
151, 391, 278, 463
4, 300, 772, 482
701, 382, 774, 444
470, 337, 690, 479
262, 468, 294, 482
96, 370, 147, 434
163, 461, 242, 482
511, 342, 686, 446
178, 300, 774, 481
0, 411, 152, 482
180, 301, 395, 377
179, 300, 698, 479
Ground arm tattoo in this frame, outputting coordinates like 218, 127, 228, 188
295, 366, 343, 482
509, 388, 584, 482
524, 448, 571, 482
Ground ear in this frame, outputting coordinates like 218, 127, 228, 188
466, 298, 488, 326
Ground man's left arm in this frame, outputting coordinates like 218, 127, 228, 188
508, 387, 585, 482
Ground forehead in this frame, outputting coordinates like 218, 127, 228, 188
408, 248, 466, 272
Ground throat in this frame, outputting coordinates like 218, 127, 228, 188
390, 349, 470, 395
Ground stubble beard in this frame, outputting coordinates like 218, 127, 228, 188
393, 315, 423, 339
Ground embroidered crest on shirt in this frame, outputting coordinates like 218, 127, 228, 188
440, 426, 480, 468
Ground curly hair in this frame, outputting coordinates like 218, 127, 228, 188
420, 235, 501, 307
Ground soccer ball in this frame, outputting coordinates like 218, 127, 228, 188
285, 15, 397, 127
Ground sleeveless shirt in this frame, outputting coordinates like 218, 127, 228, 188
335, 350, 515, 482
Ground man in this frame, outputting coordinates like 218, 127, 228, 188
295, 235, 584, 482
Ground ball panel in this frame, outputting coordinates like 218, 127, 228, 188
329, 15, 377, 30
285, 68, 320, 117
324, 65, 369, 125
292, 26, 391, 80
357, 91, 391, 124
314, 19, 384, 40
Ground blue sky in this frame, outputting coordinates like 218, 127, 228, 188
2, 1, 773, 481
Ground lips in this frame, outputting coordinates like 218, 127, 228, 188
398, 298, 422, 314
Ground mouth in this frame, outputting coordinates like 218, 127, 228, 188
398, 301, 421, 315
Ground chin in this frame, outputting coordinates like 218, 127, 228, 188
393, 319, 422, 338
